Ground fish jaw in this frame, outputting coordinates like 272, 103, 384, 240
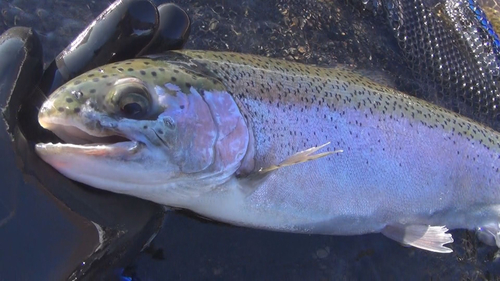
36, 141, 146, 191
35, 137, 211, 203
36, 110, 181, 195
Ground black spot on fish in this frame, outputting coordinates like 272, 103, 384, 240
144, 61, 150, 65
74, 80, 81, 85
118, 68, 124, 71
180, 105, 185, 109
66, 98, 73, 103
57, 107, 64, 112
151, 71, 157, 77
171, 77, 177, 82
90, 89, 96, 94
140, 70, 146, 75
173, 69, 179, 73
74, 108, 81, 113
102, 75, 108, 78
159, 68, 165, 72
128, 68, 134, 72
143, 125, 148, 129
92, 78, 100, 82
88, 73, 95, 77
185, 82, 191, 88
157, 129, 164, 134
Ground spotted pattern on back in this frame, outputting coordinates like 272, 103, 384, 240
172, 50, 500, 154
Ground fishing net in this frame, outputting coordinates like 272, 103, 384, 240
369, 0, 500, 129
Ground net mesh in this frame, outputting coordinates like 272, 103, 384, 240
380, 0, 500, 129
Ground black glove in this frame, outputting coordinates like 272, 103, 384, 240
0, 1, 190, 280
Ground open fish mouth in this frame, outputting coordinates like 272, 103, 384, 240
36, 117, 143, 156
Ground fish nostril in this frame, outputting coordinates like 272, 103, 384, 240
71, 90, 83, 99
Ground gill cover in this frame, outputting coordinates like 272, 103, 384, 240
151, 55, 251, 174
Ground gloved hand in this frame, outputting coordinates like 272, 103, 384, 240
0, 1, 190, 280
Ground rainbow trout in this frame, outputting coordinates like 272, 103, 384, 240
35, 51, 500, 253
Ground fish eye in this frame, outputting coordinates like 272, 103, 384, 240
119, 93, 148, 118
113, 85, 150, 119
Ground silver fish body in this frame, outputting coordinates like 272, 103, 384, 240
36, 50, 500, 253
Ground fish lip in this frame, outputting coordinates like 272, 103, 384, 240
37, 114, 141, 154
39, 114, 119, 140
35, 140, 143, 156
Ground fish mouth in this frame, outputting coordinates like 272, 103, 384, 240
36, 116, 143, 156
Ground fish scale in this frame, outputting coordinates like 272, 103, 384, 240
36, 50, 500, 253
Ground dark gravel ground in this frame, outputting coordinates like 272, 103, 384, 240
1, 0, 500, 280
0, 0, 406, 80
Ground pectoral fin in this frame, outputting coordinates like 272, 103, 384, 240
382, 224, 454, 253
257, 142, 342, 174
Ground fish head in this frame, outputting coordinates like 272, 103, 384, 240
36, 57, 252, 204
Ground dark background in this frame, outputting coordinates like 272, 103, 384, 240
1, 0, 499, 280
